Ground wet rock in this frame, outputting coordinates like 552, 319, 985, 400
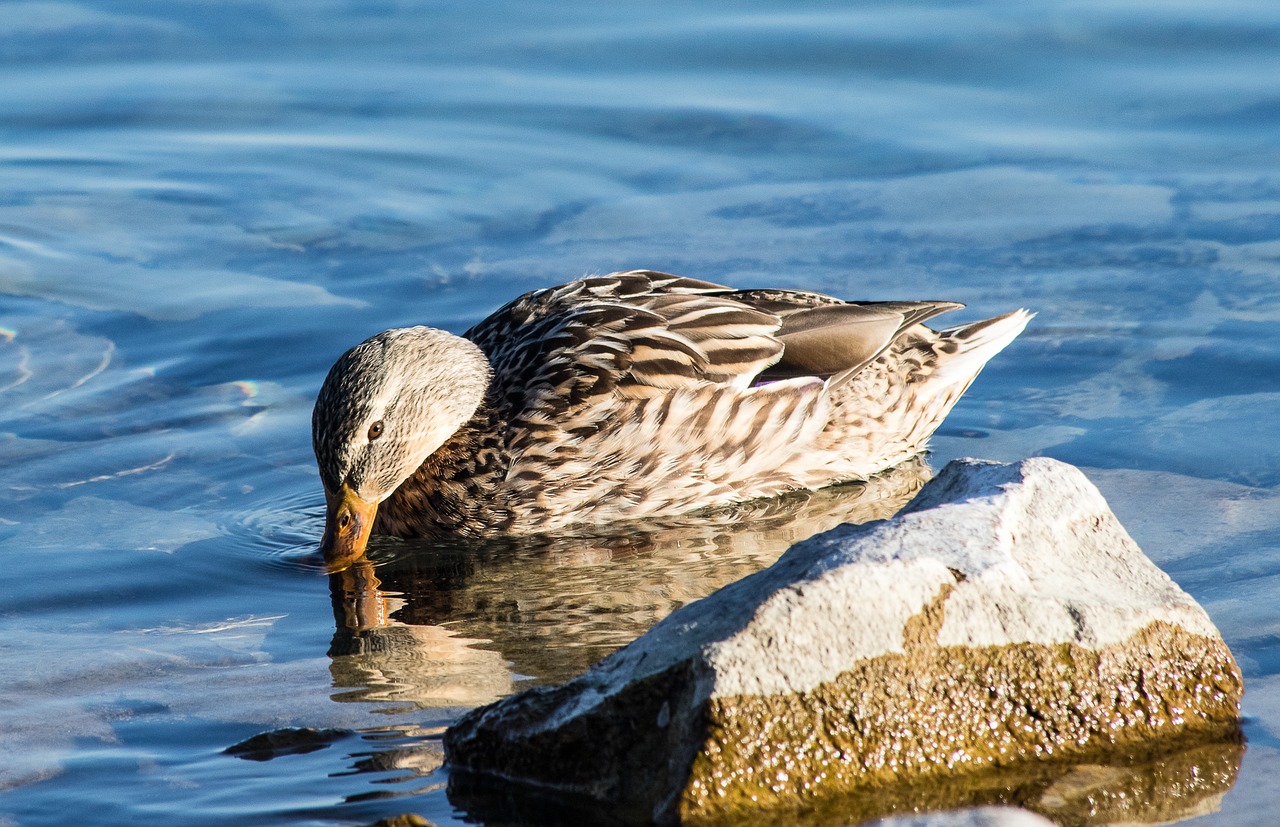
444, 458, 1243, 825
224, 727, 351, 761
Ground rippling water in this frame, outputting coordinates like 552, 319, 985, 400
2, 2, 1279, 825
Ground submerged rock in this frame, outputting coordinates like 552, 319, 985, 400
224, 727, 351, 761
444, 458, 1243, 825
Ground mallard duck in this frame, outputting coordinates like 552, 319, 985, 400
313, 270, 1031, 568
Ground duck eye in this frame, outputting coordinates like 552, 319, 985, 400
367, 420, 384, 441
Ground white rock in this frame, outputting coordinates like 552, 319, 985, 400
446, 457, 1243, 826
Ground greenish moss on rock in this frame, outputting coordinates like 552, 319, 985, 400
685, 618, 1239, 823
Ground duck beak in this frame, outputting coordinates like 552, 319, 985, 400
319, 482, 378, 571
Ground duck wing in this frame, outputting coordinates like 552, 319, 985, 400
467, 273, 967, 416
721, 289, 963, 383
465, 271, 789, 418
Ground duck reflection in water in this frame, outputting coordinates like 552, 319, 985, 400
326, 456, 930, 708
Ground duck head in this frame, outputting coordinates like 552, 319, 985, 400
312, 327, 490, 570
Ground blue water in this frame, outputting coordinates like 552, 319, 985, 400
2, 1, 1279, 824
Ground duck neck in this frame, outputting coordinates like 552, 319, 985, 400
373, 398, 513, 539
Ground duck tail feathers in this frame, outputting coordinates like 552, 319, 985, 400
928, 309, 1034, 393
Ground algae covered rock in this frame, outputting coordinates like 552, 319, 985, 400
444, 458, 1242, 825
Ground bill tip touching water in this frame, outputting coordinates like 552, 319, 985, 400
311, 270, 1032, 570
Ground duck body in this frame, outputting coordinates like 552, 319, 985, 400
313, 270, 1031, 566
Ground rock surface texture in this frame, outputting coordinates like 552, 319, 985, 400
444, 458, 1243, 826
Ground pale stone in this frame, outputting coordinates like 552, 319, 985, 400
445, 458, 1243, 826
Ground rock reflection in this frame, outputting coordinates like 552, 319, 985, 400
447, 731, 1245, 827
326, 456, 931, 708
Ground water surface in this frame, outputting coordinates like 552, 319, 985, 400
2, 2, 1279, 825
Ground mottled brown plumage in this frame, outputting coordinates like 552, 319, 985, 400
313, 270, 1032, 566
